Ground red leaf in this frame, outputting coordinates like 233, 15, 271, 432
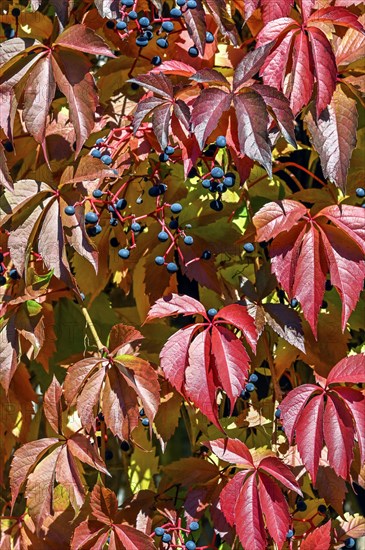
317, 204, 365, 254
260, 30, 296, 89
54, 24, 115, 57
233, 91, 271, 176
305, 87, 358, 190
235, 474, 267, 550
308, 6, 365, 32
71, 520, 108, 550
258, 472, 290, 548
183, 0, 207, 56
233, 42, 275, 92
67, 434, 108, 475
252, 84, 296, 147
90, 485, 118, 523
0, 317, 18, 392
308, 27, 337, 116
208, 438, 254, 466
323, 391, 355, 479
288, 31, 314, 115
191, 88, 231, 149
326, 354, 365, 385
133, 97, 168, 134
219, 471, 252, 525
160, 325, 197, 392
211, 325, 250, 409
332, 387, 365, 465
280, 384, 319, 443
129, 73, 174, 99
152, 60, 196, 76
113, 524, 156, 550
215, 303, 258, 352
103, 366, 139, 441
43, 376, 62, 434
257, 18, 298, 46
185, 329, 219, 425
191, 68, 230, 87
109, 324, 144, 355
145, 293, 207, 321
295, 393, 325, 483
301, 521, 332, 550
253, 199, 307, 242
0, 142, 13, 192
152, 102, 172, 150
258, 456, 302, 494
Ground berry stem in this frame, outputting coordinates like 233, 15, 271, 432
80, 306, 106, 354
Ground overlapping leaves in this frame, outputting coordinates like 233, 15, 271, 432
146, 294, 257, 425
280, 354, 365, 483
64, 324, 160, 440
209, 438, 302, 550
253, 200, 365, 336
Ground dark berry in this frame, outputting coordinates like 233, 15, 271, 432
325, 279, 333, 291
110, 218, 118, 226
206, 31, 214, 43
189, 521, 199, 531
240, 389, 250, 400
5, 28, 16, 39
243, 242, 254, 253
216, 183, 227, 193
101, 154, 112, 165
158, 231, 169, 242
85, 211, 99, 224
120, 440, 131, 451
93, 189, 103, 198
186, 542, 196, 550
118, 248, 130, 259
131, 222, 141, 232
155, 256, 165, 265
188, 167, 198, 178
141, 417, 149, 426
345, 538, 356, 549
275, 408, 281, 419
156, 38, 169, 48
317, 505, 327, 514
105, 449, 113, 460
106, 20, 115, 29
211, 167, 224, 179
321, 300, 328, 309
171, 203, 183, 214
139, 408, 145, 416
64, 205, 75, 216
170, 7, 182, 17
286, 529, 294, 539
169, 219, 179, 230
116, 198, 127, 210
110, 237, 119, 247
167, 262, 178, 273
162, 533, 172, 543
9, 269, 19, 280
165, 145, 174, 155
96, 138, 105, 145
148, 186, 160, 197
210, 199, 223, 211
204, 144, 217, 157
151, 55, 162, 66
128, 10, 138, 19
355, 187, 365, 198
184, 236, 194, 245
154, 527, 165, 537
12, 8, 21, 16
290, 298, 298, 308
207, 308, 217, 317
216, 135, 226, 148
246, 382, 255, 392
159, 183, 167, 194
116, 20, 127, 30
139, 16, 150, 27
136, 196, 143, 204
249, 373, 258, 383
87, 224, 102, 236
0, 253, 3, 262
162, 21, 174, 32
3, 141, 14, 153
188, 46, 199, 57
296, 500, 307, 512
187, 0, 197, 7
201, 250, 211, 260
159, 152, 169, 162
0, 276, 6, 286
136, 35, 149, 47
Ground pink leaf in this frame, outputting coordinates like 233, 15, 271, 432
253, 200, 307, 242
326, 354, 365, 385
289, 31, 314, 115
258, 472, 290, 548
209, 438, 254, 466
258, 456, 302, 494
54, 24, 115, 57
296, 393, 325, 484
183, 0, 207, 56
235, 474, 267, 550
280, 384, 319, 443
308, 27, 337, 116
191, 88, 232, 149
301, 520, 332, 550
43, 376, 62, 434
215, 303, 258, 352
335, 386, 365, 464
146, 293, 207, 321
233, 42, 275, 91
219, 471, 252, 525
160, 325, 197, 392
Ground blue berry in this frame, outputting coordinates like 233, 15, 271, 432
64, 205, 75, 216
128, 10, 138, 19
207, 308, 217, 317
216, 183, 227, 193
136, 35, 148, 47
85, 212, 99, 224
158, 231, 169, 242
96, 138, 105, 145
356, 187, 365, 198
5, 28, 16, 39
87, 224, 102, 236
286, 529, 294, 539
116, 20, 127, 30
162, 21, 174, 32
0, 276, 6, 286
243, 242, 254, 253
91, 149, 102, 158
296, 500, 307, 512
240, 389, 250, 400
275, 408, 281, 419
157, 38, 169, 48
171, 203, 183, 214
93, 189, 103, 198
170, 7, 182, 17
154, 527, 165, 536
189, 521, 199, 531
206, 31, 214, 43
141, 417, 149, 426
187, 0, 197, 7
188, 46, 199, 57
177, 0, 186, 4
139, 408, 145, 416
215, 135, 226, 148
184, 236, 193, 245
186, 542, 196, 550
201, 250, 211, 259
223, 173, 235, 187
249, 373, 258, 383
159, 183, 167, 194
290, 298, 298, 307
139, 16, 150, 27
155, 256, 165, 265
159, 152, 169, 162
345, 538, 356, 549
151, 55, 162, 66
116, 198, 127, 210
144, 30, 153, 40
121, 0, 133, 5
131, 222, 141, 232
202, 179, 211, 189
110, 218, 118, 226
167, 262, 178, 273
9, 269, 19, 280
118, 248, 130, 259
101, 155, 112, 165
246, 382, 255, 392
211, 167, 224, 179
165, 145, 174, 155
162, 533, 172, 543
3, 141, 14, 152
210, 199, 223, 211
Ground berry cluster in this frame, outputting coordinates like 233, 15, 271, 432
240, 373, 258, 400
153, 520, 202, 549
0, 251, 20, 286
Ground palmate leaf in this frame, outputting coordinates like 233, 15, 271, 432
253, 200, 365, 336
280, 354, 365, 483
146, 294, 257, 426
209, 438, 301, 550
64, 324, 159, 440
